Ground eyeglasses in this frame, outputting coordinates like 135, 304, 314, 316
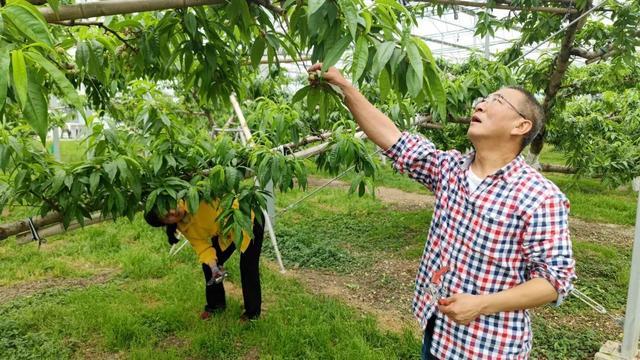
473, 93, 529, 121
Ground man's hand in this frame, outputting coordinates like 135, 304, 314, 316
438, 293, 489, 325
307, 63, 351, 89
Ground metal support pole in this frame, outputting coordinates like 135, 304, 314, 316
51, 127, 61, 161
484, 34, 491, 59
620, 178, 640, 358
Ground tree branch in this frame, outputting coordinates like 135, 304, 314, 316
530, 3, 591, 156
40, 0, 227, 23
52, 20, 136, 52
571, 30, 640, 63
38, 0, 282, 22
412, 0, 579, 15
249, 0, 284, 15
569, 46, 606, 60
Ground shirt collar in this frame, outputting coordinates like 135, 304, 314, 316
458, 151, 525, 184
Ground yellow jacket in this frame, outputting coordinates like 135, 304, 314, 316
177, 200, 252, 265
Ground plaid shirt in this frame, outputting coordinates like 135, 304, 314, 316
385, 132, 576, 359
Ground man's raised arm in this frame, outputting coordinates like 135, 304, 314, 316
308, 63, 401, 150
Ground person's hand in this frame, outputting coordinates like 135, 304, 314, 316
207, 261, 226, 285
307, 63, 351, 89
438, 293, 489, 325
208, 261, 221, 274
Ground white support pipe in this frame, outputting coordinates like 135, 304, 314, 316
230, 94, 286, 273
51, 127, 61, 161
620, 178, 640, 358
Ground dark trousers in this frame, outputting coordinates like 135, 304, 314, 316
201, 222, 264, 317
421, 315, 437, 360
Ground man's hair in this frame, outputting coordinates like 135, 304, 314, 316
504, 85, 544, 151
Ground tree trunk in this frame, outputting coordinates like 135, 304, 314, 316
0, 212, 63, 241
15, 213, 111, 244
529, 4, 591, 165
540, 163, 575, 174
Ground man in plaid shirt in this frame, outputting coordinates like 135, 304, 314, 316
308, 64, 576, 359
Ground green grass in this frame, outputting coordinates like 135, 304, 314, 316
0, 216, 420, 359
44, 139, 84, 163
0, 140, 635, 359
268, 188, 430, 272
59, 140, 85, 163
306, 157, 430, 195
545, 174, 637, 225
538, 144, 566, 166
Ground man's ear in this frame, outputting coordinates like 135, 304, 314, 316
511, 118, 532, 136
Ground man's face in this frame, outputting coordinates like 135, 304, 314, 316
467, 88, 531, 147
162, 208, 186, 224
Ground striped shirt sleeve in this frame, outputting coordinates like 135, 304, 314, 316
384, 132, 447, 193
522, 193, 576, 306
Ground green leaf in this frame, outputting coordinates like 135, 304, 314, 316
362, 11, 372, 33
250, 37, 266, 68
406, 65, 421, 98
319, 90, 328, 127
307, 87, 322, 111
3, 2, 52, 47
76, 41, 89, 70
104, 161, 118, 181
225, 166, 239, 190
406, 41, 423, 82
308, 0, 326, 16
322, 35, 351, 71
351, 36, 368, 83
51, 169, 65, 193
11, 49, 28, 108
115, 157, 129, 180
371, 41, 395, 76
425, 64, 446, 120
184, 13, 197, 36
152, 155, 163, 174
378, 68, 391, 100
349, 177, 359, 194
64, 174, 73, 190
24, 51, 83, 110
145, 190, 159, 213
114, 191, 125, 212
0, 15, 4, 34
0, 44, 13, 113
292, 85, 310, 104
187, 186, 200, 215
413, 37, 435, 64
339, 0, 359, 40
22, 74, 48, 143
89, 172, 100, 194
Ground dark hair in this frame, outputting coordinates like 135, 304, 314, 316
144, 210, 180, 245
504, 85, 545, 151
